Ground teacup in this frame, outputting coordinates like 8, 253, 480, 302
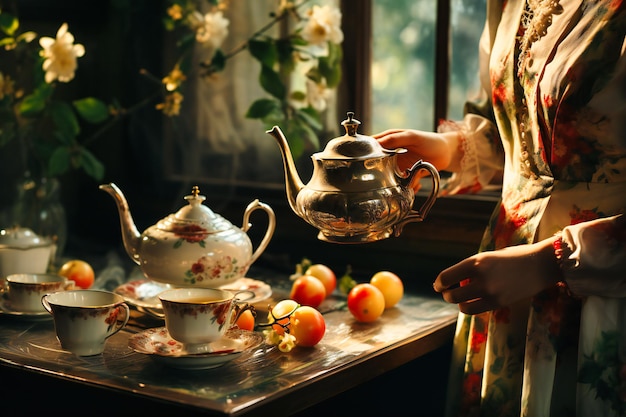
41, 290, 130, 356
3, 273, 74, 313
158, 287, 254, 353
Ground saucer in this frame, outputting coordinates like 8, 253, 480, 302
115, 277, 272, 313
128, 328, 264, 370
0, 296, 52, 321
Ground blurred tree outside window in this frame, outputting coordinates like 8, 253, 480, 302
371, 0, 487, 133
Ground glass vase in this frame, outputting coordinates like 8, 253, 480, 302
6, 176, 67, 265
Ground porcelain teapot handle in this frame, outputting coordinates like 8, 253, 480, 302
393, 160, 440, 237
241, 200, 276, 265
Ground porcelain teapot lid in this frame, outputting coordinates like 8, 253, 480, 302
315, 112, 406, 160
155, 186, 234, 234
0, 226, 52, 249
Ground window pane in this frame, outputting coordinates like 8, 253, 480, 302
371, 0, 436, 133
371, 0, 486, 132
448, 0, 487, 121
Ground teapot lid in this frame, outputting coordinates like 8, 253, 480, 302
316, 112, 406, 160
0, 226, 52, 249
156, 186, 233, 234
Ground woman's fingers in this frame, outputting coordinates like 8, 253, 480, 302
440, 282, 482, 304
433, 257, 478, 292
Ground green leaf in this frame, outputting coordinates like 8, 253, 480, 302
297, 107, 323, 132
578, 359, 604, 384
338, 265, 356, 295
50, 100, 80, 140
18, 81, 53, 117
298, 119, 320, 150
0, 115, 16, 146
177, 32, 196, 52
290, 91, 307, 102
245, 98, 281, 119
259, 65, 285, 99
306, 66, 323, 84
248, 38, 277, 68
48, 146, 71, 177
0, 11, 18, 37
73, 97, 110, 124
205, 49, 226, 73
318, 43, 343, 88
276, 38, 296, 74
79, 148, 105, 180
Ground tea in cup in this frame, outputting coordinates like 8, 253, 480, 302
158, 287, 254, 353
3, 273, 74, 313
41, 290, 130, 356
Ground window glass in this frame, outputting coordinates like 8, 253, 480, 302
371, 0, 486, 132
448, 0, 487, 121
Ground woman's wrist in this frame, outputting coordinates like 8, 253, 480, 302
535, 235, 566, 289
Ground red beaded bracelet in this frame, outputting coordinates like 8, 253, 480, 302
553, 231, 572, 295
553, 231, 564, 263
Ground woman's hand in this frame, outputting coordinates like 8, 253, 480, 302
432, 237, 562, 315
373, 129, 459, 172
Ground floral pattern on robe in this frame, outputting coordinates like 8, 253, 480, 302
440, 1, 626, 416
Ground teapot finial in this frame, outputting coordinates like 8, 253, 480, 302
184, 186, 206, 206
341, 112, 361, 137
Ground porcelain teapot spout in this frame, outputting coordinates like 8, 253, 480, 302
99, 183, 276, 287
267, 112, 440, 243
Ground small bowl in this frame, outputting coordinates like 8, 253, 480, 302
0, 227, 54, 278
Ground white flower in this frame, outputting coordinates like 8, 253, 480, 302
306, 79, 332, 112
301, 5, 343, 46
189, 10, 229, 49
277, 332, 296, 352
39, 23, 85, 84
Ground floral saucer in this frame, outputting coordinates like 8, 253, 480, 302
114, 277, 272, 315
128, 327, 264, 370
0, 295, 52, 321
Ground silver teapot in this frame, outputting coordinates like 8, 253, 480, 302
267, 112, 440, 243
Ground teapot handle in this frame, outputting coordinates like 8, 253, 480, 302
393, 160, 440, 237
241, 200, 276, 265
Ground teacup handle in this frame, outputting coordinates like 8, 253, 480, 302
41, 294, 53, 315
230, 292, 256, 328
63, 279, 76, 291
106, 303, 131, 338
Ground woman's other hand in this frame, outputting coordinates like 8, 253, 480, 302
432, 237, 562, 315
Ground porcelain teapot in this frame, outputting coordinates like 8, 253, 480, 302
100, 183, 275, 288
267, 112, 440, 243
0, 226, 54, 277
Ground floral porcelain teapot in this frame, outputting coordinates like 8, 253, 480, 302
100, 183, 275, 288
267, 112, 440, 243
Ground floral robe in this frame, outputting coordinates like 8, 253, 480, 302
440, 1, 626, 416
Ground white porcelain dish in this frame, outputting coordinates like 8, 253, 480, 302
128, 327, 264, 370
0, 294, 53, 321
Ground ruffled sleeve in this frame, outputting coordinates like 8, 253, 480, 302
437, 115, 503, 196
436, 3, 504, 197
560, 214, 626, 297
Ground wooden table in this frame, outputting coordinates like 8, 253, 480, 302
0, 267, 457, 416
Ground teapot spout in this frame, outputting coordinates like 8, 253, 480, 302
266, 126, 305, 216
99, 183, 142, 266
